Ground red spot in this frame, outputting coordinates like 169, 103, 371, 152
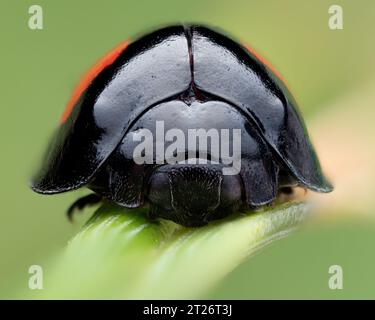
244, 44, 288, 85
60, 40, 130, 123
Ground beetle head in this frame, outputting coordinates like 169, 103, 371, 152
147, 164, 243, 227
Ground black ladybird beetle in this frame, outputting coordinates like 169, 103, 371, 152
31, 25, 333, 227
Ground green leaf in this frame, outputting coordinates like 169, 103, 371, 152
25, 202, 310, 299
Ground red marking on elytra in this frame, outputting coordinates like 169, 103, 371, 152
244, 43, 288, 85
60, 40, 130, 123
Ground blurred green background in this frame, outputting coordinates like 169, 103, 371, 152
1, 0, 375, 298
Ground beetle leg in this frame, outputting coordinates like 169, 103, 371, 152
240, 155, 278, 207
280, 186, 293, 195
66, 194, 102, 222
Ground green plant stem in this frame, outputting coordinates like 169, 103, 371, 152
24, 201, 310, 299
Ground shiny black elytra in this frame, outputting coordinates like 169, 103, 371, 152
31, 24, 333, 227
